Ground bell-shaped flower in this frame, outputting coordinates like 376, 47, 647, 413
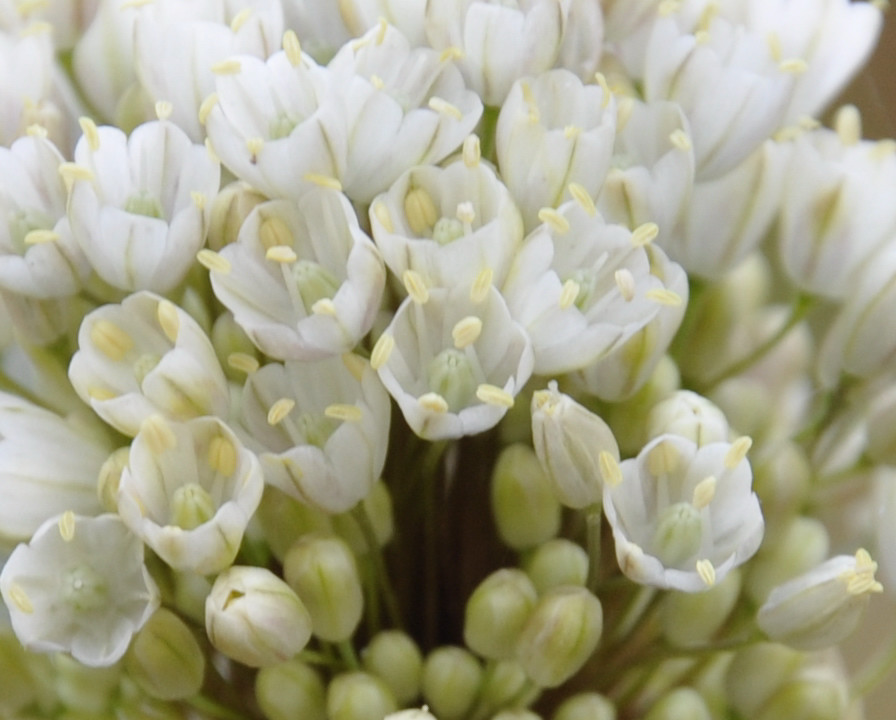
0, 130, 90, 298
369, 143, 524, 291
238, 353, 390, 513
603, 433, 764, 592
68, 291, 230, 437
373, 274, 533, 440
326, 22, 482, 203
206, 189, 385, 360
496, 69, 616, 231
0, 392, 110, 542
502, 198, 679, 375
66, 116, 220, 293
0, 512, 159, 667
117, 415, 264, 575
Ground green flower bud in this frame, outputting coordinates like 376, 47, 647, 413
523, 539, 589, 593
205, 566, 312, 667
327, 671, 398, 720
644, 688, 711, 720
256, 486, 333, 563
464, 569, 538, 660
751, 441, 810, 521
492, 711, 541, 720
207, 180, 268, 250
515, 587, 603, 688
97, 447, 129, 513
283, 534, 364, 642
491, 444, 561, 550
362, 630, 423, 706
660, 569, 742, 648
754, 679, 845, 720
384, 709, 439, 720
421, 646, 483, 720
172, 570, 213, 625
333, 481, 395, 555
552, 692, 616, 720
255, 660, 327, 720
125, 608, 204, 700
725, 642, 804, 718
478, 659, 530, 709
53, 654, 121, 714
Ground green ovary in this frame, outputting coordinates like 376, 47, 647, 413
651, 502, 703, 567
427, 348, 478, 412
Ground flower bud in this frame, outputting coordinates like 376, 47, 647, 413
255, 486, 333, 563
754, 679, 846, 720
327, 671, 398, 720
646, 391, 729, 446
515, 587, 603, 688
724, 642, 804, 718
750, 441, 811, 522
207, 181, 268, 251
53, 654, 121, 714
126, 608, 204, 700
531, 382, 620, 509
644, 688, 711, 720
553, 692, 616, 720
421, 646, 483, 720
491, 444, 561, 550
255, 660, 327, 720
205, 566, 312, 668
746, 516, 829, 605
362, 630, 424, 706
492, 711, 541, 720
464, 569, 538, 660
283, 534, 364, 642
660, 570, 742, 648
477, 659, 530, 709
385, 709, 439, 720
522, 539, 589, 593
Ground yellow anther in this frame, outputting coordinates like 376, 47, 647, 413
209, 436, 237, 476
692, 476, 717, 510
456, 201, 475, 228
303, 173, 343, 191
724, 436, 753, 469
78, 116, 100, 151
697, 2, 718, 34
600, 451, 623, 488
90, 320, 133, 361
142, 415, 177, 455
646, 288, 683, 306
594, 72, 612, 109
631, 222, 659, 247
259, 216, 293, 250
375, 17, 388, 44
471, 268, 493, 304
8, 584, 33, 614
564, 125, 582, 139
695, 30, 710, 44
779, 58, 808, 74
846, 549, 884, 595
155, 100, 173, 121
428, 97, 462, 120
26, 124, 48, 138
372, 201, 394, 233
312, 298, 337, 316
267, 398, 295, 425
419, 392, 449, 413
370, 74, 385, 89
658, 0, 681, 17
230, 7, 252, 32
647, 439, 680, 476
669, 129, 692, 151
325, 403, 363, 422
197, 248, 232, 274
24, 229, 59, 245
696, 559, 716, 587
439, 46, 464, 62
835, 104, 862, 146
476, 384, 514, 408
191, 191, 206, 210
342, 352, 367, 381
463, 135, 481, 167
767, 32, 782, 62
568, 182, 596, 215
58, 510, 76, 541
538, 208, 570, 234
58, 163, 93, 186
371, 334, 395, 370
282, 29, 302, 66
266, 245, 298, 263
452, 316, 483, 349
404, 187, 438, 235
403, 269, 430, 303
227, 352, 259, 375
246, 137, 264, 161
212, 59, 242, 75
156, 299, 180, 343
198, 93, 219, 125
559, 279, 580, 309
87, 386, 118, 401
615, 269, 636, 301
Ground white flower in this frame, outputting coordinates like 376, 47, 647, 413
646, 390, 730, 446
238, 354, 390, 513
117, 415, 264, 575
0, 512, 159, 666
335, 0, 428, 47
603, 434, 764, 592
373, 277, 533, 440
66, 117, 220, 293
68, 291, 230, 437
206, 189, 385, 360
278, 0, 353, 62
326, 22, 482, 203
496, 69, 616, 231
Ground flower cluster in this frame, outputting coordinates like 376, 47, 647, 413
1, 1, 895, 719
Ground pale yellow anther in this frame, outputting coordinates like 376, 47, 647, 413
325, 403, 363, 422
267, 398, 295, 425
419, 392, 449, 413
631, 222, 659, 247
600, 451, 623, 488
191, 191, 206, 210
428, 97, 462, 120
615, 269, 636, 301
724, 436, 752, 469
283, 29, 302, 66
538, 208, 570, 234
476, 384, 515, 408
142, 415, 177, 455
266, 245, 298, 263
695, 30, 710, 44
658, 0, 681, 17
404, 187, 438, 235
371, 334, 395, 370
370, 74, 385, 89
259, 216, 293, 250
212, 59, 242, 75
156, 300, 180, 343
799, 116, 821, 131
90, 320, 133, 361
198, 93, 219, 125
835, 104, 862, 146
78, 116, 100, 151
26, 124, 48, 138
564, 125, 582, 139
439, 46, 465, 62
8, 584, 33, 614
87, 386, 118, 401
779, 58, 808, 75
521, 82, 540, 123
697, 2, 718, 33
372, 201, 394, 233
669, 128, 692, 151
197, 248, 232, 274
463, 135, 481, 167
403, 270, 429, 304
617, 97, 634, 132
230, 7, 253, 32
375, 17, 388, 44
456, 201, 475, 227
58, 163, 94, 187
24, 229, 59, 245
647, 288, 683, 306
58, 510, 76, 541
155, 100, 173, 121
228, 352, 259, 375
209, 436, 237, 476
471, 268, 493, 304
846, 549, 884, 595
767, 32, 782, 62
647, 439, 680, 476
873, 139, 896, 158
559, 279, 580, 310
452, 316, 483, 349
594, 72, 612, 109
692, 476, 717, 510
303, 173, 343, 191
246, 137, 265, 160
205, 137, 220, 164
696, 559, 716, 587
312, 298, 337, 316
340, 354, 366, 382
568, 182, 596, 216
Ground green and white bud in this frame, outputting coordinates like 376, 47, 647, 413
515, 587, 603, 688
725, 642, 805, 718
362, 630, 424, 706
661, 569, 742, 648
523, 539, 589, 593
125, 608, 204, 700
421, 646, 483, 720
491, 444, 561, 550
205, 566, 312, 667
754, 678, 846, 720
207, 181, 268, 251
255, 486, 334, 563
751, 441, 811, 523
327, 671, 398, 720
464, 569, 538, 660
646, 390, 729, 446
553, 692, 616, 720
283, 534, 364, 642
644, 688, 711, 720
477, 659, 530, 710
255, 660, 327, 720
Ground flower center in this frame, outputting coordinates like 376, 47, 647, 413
62, 565, 108, 611
124, 190, 164, 219
292, 260, 340, 311
651, 501, 703, 567
171, 483, 216, 530
427, 348, 478, 412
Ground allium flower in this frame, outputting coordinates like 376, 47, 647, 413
0, 512, 159, 666
117, 415, 264, 575
66, 116, 220, 293
68, 291, 230, 436
206, 189, 385, 361
603, 434, 764, 592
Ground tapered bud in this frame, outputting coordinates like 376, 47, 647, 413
255, 660, 327, 720
126, 608, 204, 700
464, 569, 538, 660
362, 630, 424, 706
644, 688, 711, 720
327, 671, 398, 720
661, 570, 742, 648
421, 646, 483, 720
491, 444, 561, 549
746, 516, 829, 605
755, 679, 846, 720
523, 539, 589, 593
553, 692, 616, 720
478, 659, 530, 709
724, 642, 804, 718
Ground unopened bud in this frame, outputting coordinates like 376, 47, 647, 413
491, 444, 561, 549
256, 486, 333, 562
464, 569, 538, 660
725, 642, 804, 718
647, 390, 729, 445
421, 646, 483, 720
97, 447, 129, 512
553, 692, 616, 720
327, 671, 398, 720
492, 711, 541, 720
661, 569, 742, 648
53, 654, 121, 714
522, 538, 588, 593
126, 608, 204, 700
255, 660, 327, 720
478, 659, 530, 709
207, 181, 267, 250
644, 688, 711, 720
754, 679, 845, 720
746, 516, 829, 605
362, 630, 424, 706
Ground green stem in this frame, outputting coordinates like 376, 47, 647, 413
186, 694, 250, 720
352, 503, 403, 630
608, 586, 658, 646
585, 502, 603, 593
336, 639, 362, 670
422, 440, 449, 648
477, 105, 501, 164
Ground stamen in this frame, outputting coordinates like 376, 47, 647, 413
559, 279, 580, 310
283, 30, 302, 66
538, 208, 570, 234
266, 245, 297, 263
696, 559, 716, 587
198, 94, 219, 125
8, 584, 33, 614
78, 117, 100, 151
600, 451, 623, 487
342, 353, 367, 381
463, 135, 481, 167
227, 353, 259, 374
312, 299, 337, 316
211, 59, 242, 75
835, 105, 862, 146
197, 249, 232, 274
90, 320, 133, 361
471, 268, 493, 303
476, 384, 514, 408
403, 270, 429, 304
452, 316, 483, 349
267, 398, 296, 425
303, 173, 342, 191
439, 46, 464, 62
404, 187, 438, 235
58, 511, 76, 541
428, 97, 462, 120
208, 436, 237, 475
371, 334, 395, 370
594, 72, 612, 109
615, 269, 636, 301
372, 201, 394, 233
155, 100, 173, 121
631, 222, 659, 247
325, 404, 363, 422
647, 288, 683, 306
669, 129, 692, 151
724, 436, 752, 469
419, 392, 449, 413
24, 229, 59, 245
230, 7, 252, 32
156, 299, 180, 343
692, 476, 717, 510
568, 182, 596, 215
